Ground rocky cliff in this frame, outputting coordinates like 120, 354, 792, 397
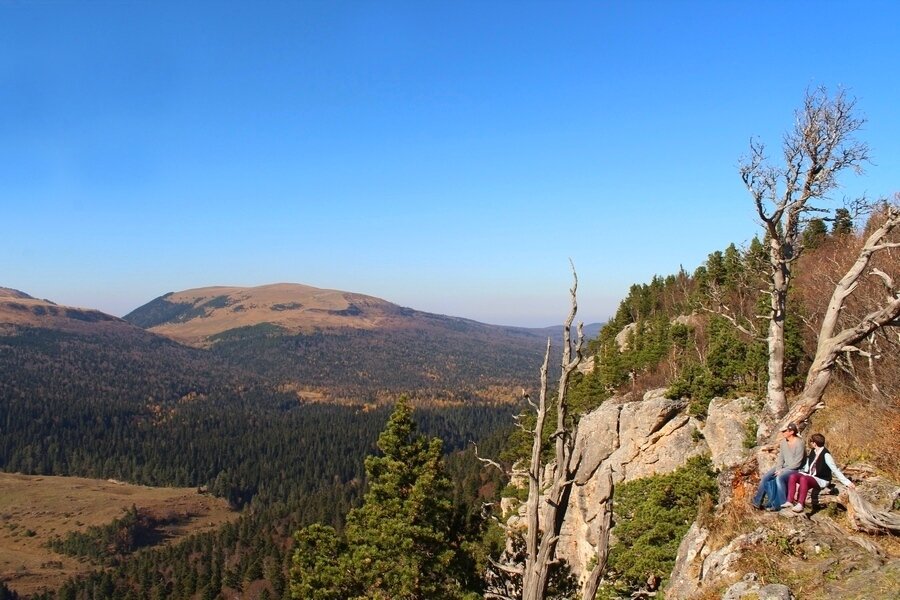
503, 390, 756, 581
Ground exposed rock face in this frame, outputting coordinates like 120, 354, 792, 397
667, 499, 900, 599
614, 322, 637, 351
576, 355, 596, 375
557, 389, 709, 577
671, 313, 702, 328
666, 522, 710, 599
698, 528, 767, 588
500, 389, 760, 588
704, 397, 754, 469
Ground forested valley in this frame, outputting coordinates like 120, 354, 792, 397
0, 319, 514, 599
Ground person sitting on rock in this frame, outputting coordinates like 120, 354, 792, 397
751, 422, 805, 510
783, 433, 855, 513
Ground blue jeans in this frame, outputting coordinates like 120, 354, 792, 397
753, 468, 798, 508
774, 469, 798, 506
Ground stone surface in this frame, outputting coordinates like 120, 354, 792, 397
704, 397, 753, 469
577, 355, 596, 375
665, 522, 711, 600
557, 389, 707, 578
671, 313, 702, 328
699, 528, 767, 586
722, 573, 793, 600
614, 322, 637, 351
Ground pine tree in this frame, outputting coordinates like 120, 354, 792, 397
802, 217, 828, 249
290, 397, 474, 599
345, 396, 467, 599
832, 207, 853, 235
289, 524, 348, 600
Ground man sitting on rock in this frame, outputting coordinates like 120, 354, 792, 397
751, 422, 805, 510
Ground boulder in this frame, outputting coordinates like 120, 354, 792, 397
577, 355, 596, 375
665, 522, 711, 600
704, 397, 754, 469
615, 322, 637, 351
699, 528, 767, 586
671, 313, 702, 328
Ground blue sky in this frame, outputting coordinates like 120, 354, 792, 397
2, 1, 899, 327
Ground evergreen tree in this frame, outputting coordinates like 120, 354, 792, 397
832, 207, 853, 235
802, 218, 828, 249
290, 397, 475, 599
344, 397, 468, 599
289, 524, 349, 600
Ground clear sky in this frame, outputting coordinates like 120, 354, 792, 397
2, 1, 899, 327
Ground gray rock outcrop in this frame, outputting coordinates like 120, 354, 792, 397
614, 322, 637, 351
557, 389, 710, 577
722, 573, 793, 600
499, 389, 757, 588
704, 397, 754, 469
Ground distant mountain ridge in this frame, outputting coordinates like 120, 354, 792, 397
124, 283, 601, 346
2, 283, 600, 397
124, 283, 413, 344
123, 283, 601, 394
0, 286, 122, 331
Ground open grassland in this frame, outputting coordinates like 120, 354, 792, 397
0, 472, 237, 596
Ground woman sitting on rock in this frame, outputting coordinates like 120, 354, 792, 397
783, 433, 855, 513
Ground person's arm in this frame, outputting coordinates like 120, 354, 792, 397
824, 453, 854, 487
773, 442, 785, 471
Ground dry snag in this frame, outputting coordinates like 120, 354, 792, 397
775, 202, 900, 433
740, 87, 869, 422
485, 266, 613, 600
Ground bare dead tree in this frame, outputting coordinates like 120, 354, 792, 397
521, 267, 584, 600
740, 87, 869, 421
580, 469, 613, 600
483, 267, 613, 600
774, 202, 900, 432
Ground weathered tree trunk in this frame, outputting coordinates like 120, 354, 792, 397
765, 280, 788, 419
775, 205, 900, 433
847, 489, 900, 535
740, 88, 869, 423
581, 470, 613, 600
520, 268, 586, 600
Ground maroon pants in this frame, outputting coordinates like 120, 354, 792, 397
786, 472, 820, 504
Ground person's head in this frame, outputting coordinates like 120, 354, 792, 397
809, 433, 826, 448
781, 422, 799, 438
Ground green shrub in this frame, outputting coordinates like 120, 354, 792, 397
743, 417, 758, 449
604, 455, 718, 595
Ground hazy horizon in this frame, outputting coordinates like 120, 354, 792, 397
3, 2, 899, 328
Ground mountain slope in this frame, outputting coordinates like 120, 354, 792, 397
125, 283, 563, 394
0, 287, 121, 332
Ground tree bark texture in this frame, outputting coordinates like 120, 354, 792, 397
581, 469, 613, 600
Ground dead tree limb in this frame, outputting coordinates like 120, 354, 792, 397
485, 266, 615, 600
740, 88, 869, 421
776, 204, 900, 432
846, 489, 900, 535
521, 266, 585, 600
